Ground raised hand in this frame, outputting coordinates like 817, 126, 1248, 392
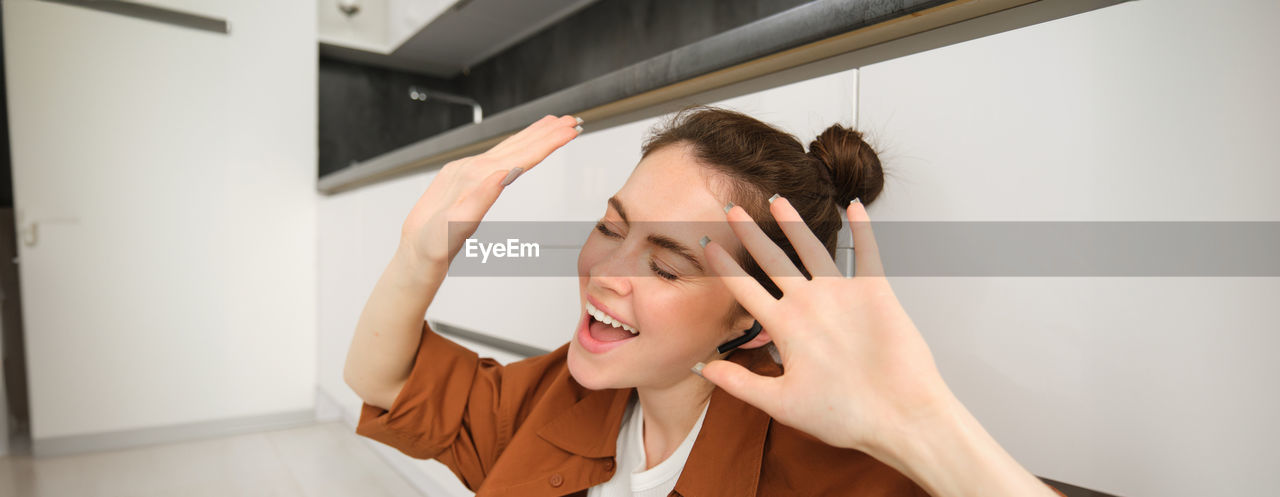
399, 114, 582, 270
697, 196, 949, 452
697, 195, 1060, 497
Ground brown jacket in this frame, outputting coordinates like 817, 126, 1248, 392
356, 322, 1006, 496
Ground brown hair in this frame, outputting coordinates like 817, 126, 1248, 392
640, 105, 884, 309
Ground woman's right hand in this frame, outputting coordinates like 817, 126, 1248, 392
398, 114, 583, 271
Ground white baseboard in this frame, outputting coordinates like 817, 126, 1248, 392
32, 408, 316, 458
314, 384, 345, 423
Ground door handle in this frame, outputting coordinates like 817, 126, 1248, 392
16, 209, 81, 248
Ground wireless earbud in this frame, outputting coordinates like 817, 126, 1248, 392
716, 320, 763, 354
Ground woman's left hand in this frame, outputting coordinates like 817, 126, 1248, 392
699, 195, 1062, 497
698, 195, 957, 454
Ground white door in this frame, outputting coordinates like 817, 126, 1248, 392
4, 0, 317, 445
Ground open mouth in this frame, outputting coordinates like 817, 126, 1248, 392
576, 297, 642, 354
585, 300, 639, 342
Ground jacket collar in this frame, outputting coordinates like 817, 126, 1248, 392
536, 347, 783, 495
535, 379, 633, 458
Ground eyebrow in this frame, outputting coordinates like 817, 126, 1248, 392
607, 196, 705, 273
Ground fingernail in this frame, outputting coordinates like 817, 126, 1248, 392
699, 235, 710, 248
691, 362, 706, 377
768, 193, 780, 204
723, 201, 734, 214
574, 116, 583, 124
851, 197, 861, 204
500, 167, 524, 186
574, 125, 583, 133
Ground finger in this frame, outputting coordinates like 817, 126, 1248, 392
531, 114, 582, 143
494, 115, 580, 158
488, 114, 563, 155
846, 200, 884, 277
770, 195, 842, 278
699, 360, 783, 415
725, 205, 806, 294
521, 118, 582, 165
702, 239, 778, 319
495, 118, 581, 173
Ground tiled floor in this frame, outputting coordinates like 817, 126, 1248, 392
0, 422, 423, 497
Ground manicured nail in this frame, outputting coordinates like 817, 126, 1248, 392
851, 197, 861, 204
723, 201, 734, 214
500, 167, 524, 186
574, 116, 583, 124
768, 193, 780, 204
574, 125, 583, 133
691, 362, 706, 377
699, 235, 710, 248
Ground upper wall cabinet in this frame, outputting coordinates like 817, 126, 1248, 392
318, 0, 600, 77
318, 0, 392, 52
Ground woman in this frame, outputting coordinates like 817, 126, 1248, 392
345, 106, 1063, 496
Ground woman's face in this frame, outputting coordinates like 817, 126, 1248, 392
569, 142, 757, 391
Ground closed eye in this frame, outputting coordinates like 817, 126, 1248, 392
595, 222, 681, 280
595, 222, 620, 238
649, 260, 678, 280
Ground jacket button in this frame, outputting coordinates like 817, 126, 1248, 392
604, 460, 615, 471
549, 473, 564, 487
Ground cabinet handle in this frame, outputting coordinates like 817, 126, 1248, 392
38, 0, 229, 34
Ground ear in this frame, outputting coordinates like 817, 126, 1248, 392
729, 316, 772, 350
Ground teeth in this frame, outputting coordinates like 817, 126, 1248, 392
586, 301, 639, 335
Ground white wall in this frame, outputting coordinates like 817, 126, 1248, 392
857, 0, 1280, 495
4, 0, 317, 442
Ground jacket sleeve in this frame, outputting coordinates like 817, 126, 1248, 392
354, 320, 569, 491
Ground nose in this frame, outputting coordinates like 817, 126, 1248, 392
588, 245, 636, 297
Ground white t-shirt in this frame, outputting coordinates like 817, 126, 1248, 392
587, 397, 710, 497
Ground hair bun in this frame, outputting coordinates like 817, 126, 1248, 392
807, 124, 884, 206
